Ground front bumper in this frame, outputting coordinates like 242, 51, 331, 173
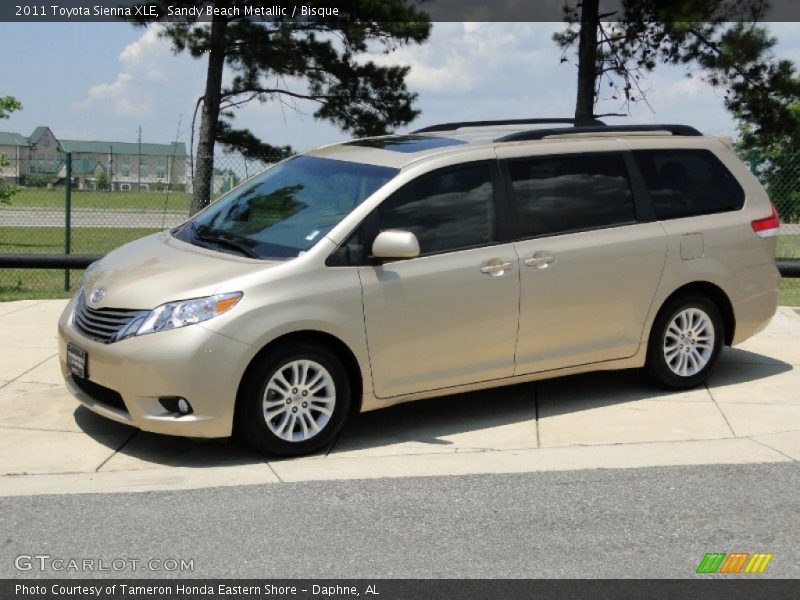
58, 297, 251, 438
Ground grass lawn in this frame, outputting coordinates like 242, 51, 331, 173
6, 188, 192, 213
777, 234, 800, 260
0, 226, 161, 254
0, 226, 160, 301
780, 278, 800, 307
776, 236, 800, 305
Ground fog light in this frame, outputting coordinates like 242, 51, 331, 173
158, 396, 193, 415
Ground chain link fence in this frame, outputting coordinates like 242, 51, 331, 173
1, 149, 799, 301
744, 150, 800, 260
0, 154, 280, 300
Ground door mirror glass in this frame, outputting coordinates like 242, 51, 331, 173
371, 230, 420, 259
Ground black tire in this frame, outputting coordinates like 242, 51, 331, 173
236, 341, 351, 457
645, 293, 724, 390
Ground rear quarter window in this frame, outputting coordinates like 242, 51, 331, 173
632, 149, 745, 220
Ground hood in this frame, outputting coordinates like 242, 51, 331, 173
81, 231, 279, 310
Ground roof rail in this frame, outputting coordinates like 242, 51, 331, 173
413, 117, 605, 134
495, 124, 702, 143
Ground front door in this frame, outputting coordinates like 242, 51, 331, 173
360, 161, 520, 398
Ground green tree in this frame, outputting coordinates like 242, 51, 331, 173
0, 154, 14, 204
95, 168, 110, 191
0, 96, 22, 120
554, 0, 800, 142
0, 95, 21, 204
132, 2, 430, 215
737, 101, 800, 224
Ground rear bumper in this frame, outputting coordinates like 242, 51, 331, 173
731, 263, 780, 345
732, 288, 779, 345
58, 297, 251, 438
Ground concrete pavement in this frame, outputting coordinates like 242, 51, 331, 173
0, 300, 798, 497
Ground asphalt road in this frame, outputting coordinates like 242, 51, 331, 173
1, 462, 798, 579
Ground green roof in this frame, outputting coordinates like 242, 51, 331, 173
0, 126, 188, 157
28, 126, 50, 144
60, 139, 187, 157
70, 158, 103, 175
0, 132, 30, 146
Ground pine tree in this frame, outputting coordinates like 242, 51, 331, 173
132, 1, 430, 214
0, 95, 21, 204
554, 0, 800, 142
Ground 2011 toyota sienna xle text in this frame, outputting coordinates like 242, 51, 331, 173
58, 119, 781, 456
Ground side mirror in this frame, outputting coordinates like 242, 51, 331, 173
371, 230, 420, 260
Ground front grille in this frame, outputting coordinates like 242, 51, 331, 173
72, 375, 128, 412
73, 294, 148, 343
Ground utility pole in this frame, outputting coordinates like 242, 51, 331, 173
138, 125, 142, 191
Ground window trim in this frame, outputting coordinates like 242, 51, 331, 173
623, 151, 656, 222
499, 150, 643, 242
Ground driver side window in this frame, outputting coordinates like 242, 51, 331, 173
376, 163, 497, 256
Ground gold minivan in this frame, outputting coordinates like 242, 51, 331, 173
58, 120, 781, 456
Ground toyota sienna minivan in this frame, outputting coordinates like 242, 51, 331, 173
58, 119, 781, 456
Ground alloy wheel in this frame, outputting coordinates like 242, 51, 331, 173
663, 307, 715, 377
262, 359, 336, 442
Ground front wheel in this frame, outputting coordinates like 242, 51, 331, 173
237, 342, 351, 457
645, 294, 724, 390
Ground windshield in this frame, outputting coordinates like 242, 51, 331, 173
173, 156, 398, 260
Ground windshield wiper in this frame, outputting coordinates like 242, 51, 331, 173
189, 223, 259, 259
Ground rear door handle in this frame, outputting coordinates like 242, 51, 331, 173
524, 251, 555, 269
481, 259, 514, 277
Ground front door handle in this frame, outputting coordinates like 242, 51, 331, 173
481, 259, 513, 277
524, 251, 555, 269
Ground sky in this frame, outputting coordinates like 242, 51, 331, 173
1, 21, 799, 154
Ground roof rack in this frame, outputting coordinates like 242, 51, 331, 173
495, 124, 702, 143
413, 117, 605, 134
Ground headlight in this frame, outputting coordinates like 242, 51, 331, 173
119, 292, 243, 339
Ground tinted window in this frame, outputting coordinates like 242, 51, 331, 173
377, 164, 496, 255
633, 149, 745, 219
508, 153, 635, 237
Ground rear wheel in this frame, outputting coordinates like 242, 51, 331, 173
237, 342, 351, 457
645, 294, 723, 389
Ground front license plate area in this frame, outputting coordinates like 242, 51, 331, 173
66, 343, 87, 379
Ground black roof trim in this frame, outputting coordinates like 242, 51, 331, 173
413, 118, 605, 134
495, 124, 703, 143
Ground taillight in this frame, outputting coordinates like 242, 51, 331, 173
751, 203, 780, 238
